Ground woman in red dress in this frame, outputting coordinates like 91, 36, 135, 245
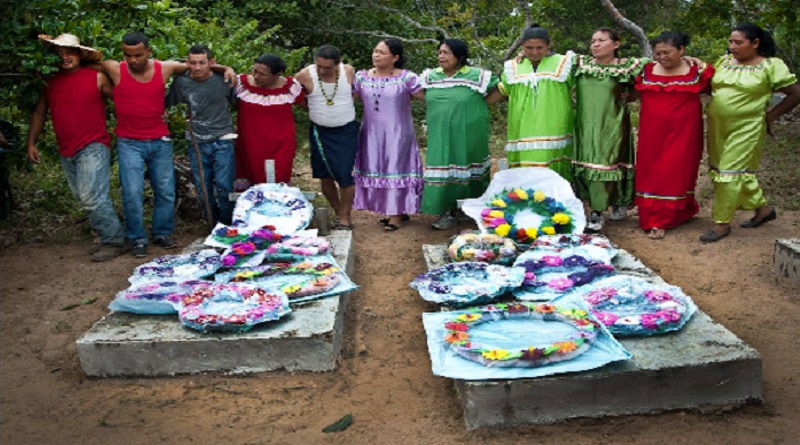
235, 54, 305, 184
634, 32, 714, 240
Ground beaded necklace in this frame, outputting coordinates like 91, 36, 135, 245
318, 65, 339, 106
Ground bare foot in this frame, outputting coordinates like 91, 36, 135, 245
648, 228, 666, 240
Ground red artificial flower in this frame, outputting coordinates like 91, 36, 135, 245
444, 322, 469, 332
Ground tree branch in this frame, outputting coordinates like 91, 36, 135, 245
502, 0, 535, 61
303, 29, 439, 44
598, 0, 652, 58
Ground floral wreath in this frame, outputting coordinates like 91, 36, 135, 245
517, 254, 615, 293
211, 226, 250, 246
447, 232, 517, 265
131, 250, 221, 283
119, 280, 210, 304
266, 236, 331, 258
444, 302, 598, 367
221, 226, 284, 268
481, 188, 575, 244
178, 283, 290, 332
232, 185, 312, 233
411, 262, 525, 306
583, 284, 693, 336
226, 261, 343, 300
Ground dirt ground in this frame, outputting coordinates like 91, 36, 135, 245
2, 195, 799, 444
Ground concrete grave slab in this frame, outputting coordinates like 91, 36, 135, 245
774, 238, 800, 284
76, 230, 354, 377
422, 244, 762, 429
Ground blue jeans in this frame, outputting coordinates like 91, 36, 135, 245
187, 139, 235, 225
60, 142, 125, 246
117, 137, 176, 244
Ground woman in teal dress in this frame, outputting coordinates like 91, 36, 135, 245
486, 25, 575, 181
700, 23, 800, 243
573, 28, 644, 233
420, 39, 499, 230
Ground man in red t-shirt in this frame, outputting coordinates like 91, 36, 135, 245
26, 34, 126, 262
93, 32, 235, 258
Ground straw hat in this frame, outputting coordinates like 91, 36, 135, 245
38, 33, 102, 62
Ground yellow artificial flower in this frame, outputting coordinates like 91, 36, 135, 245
489, 210, 504, 219
461, 249, 475, 259
495, 223, 511, 237
456, 313, 482, 322
515, 189, 528, 200
533, 191, 546, 202
491, 199, 507, 208
525, 227, 538, 239
542, 226, 556, 235
482, 349, 510, 360
552, 212, 571, 225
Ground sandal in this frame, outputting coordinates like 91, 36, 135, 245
740, 208, 776, 228
648, 228, 666, 240
380, 214, 410, 226
384, 223, 401, 232
334, 222, 354, 231
699, 227, 730, 243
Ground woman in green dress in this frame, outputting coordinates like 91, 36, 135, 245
700, 23, 800, 243
419, 39, 499, 230
487, 25, 575, 181
573, 28, 644, 233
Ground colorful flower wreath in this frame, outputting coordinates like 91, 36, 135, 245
224, 261, 343, 300
481, 188, 575, 244
444, 302, 598, 367
411, 262, 525, 306
517, 254, 615, 293
579, 277, 695, 336
447, 232, 517, 265
221, 226, 284, 268
178, 283, 290, 332
130, 250, 222, 284
232, 184, 313, 234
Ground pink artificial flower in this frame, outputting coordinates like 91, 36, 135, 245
547, 277, 574, 292
644, 290, 672, 302
640, 313, 661, 330
591, 310, 619, 325
585, 288, 617, 305
222, 255, 237, 266
656, 309, 682, 323
542, 255, 563, 267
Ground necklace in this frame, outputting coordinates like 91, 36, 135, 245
318, 66, 339, 106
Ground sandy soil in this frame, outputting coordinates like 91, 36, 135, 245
2, 197, 799, 444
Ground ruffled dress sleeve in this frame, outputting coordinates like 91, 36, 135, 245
405, 70, 422, 95
766, 57, 798, 91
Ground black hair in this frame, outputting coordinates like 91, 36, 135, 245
522, 24, 550, 45
254, 54, 287, 75
733, 23, 777, 57
381, 38, 406, 68
122, 32, 149, 48
315, 45, 341, 64
592, 27, 622, 58
440, 39, 469, 67
651, 31, 690, 49
188, 44, 214, 60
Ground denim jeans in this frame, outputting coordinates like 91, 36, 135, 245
117, 137, 176, 244
60, 142, 125, 246
187, 139, 235, 225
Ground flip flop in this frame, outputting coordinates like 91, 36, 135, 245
380, 215, 410, 226
384, 223, 401, 232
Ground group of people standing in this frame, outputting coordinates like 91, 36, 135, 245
24, 22, 799, 262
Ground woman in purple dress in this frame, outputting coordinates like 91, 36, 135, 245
353, 38, 423, 231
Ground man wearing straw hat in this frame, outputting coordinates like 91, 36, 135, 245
25, 33, 126, 262
93, 32, 235, 257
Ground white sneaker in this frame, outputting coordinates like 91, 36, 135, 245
609, 206, 628, 221
586, 212, 605, 233
432, 212, 457, 230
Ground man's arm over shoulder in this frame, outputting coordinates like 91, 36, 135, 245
344, 64, 356, 85
97, 71, 113, 99
294, 67, 313, 95
86, 60, 122, 86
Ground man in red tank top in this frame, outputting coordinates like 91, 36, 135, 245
94, 32, 235, 257
25, 34, 126, 262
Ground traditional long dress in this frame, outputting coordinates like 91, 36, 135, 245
352, 69, 423, 215
707, 55, 797, 223
634, 63, 714, 231
419, 66, 498, 215
573, 56, 644, 212
498, 52, 575, 181
235, 74, 305, 184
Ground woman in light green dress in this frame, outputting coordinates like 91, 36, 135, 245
487, 25, 575, 181
700, 23, 800, 243
573, 28, 645, 233
419, 39, 499, 230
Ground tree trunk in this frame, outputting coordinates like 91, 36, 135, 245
599, 0, 653, 58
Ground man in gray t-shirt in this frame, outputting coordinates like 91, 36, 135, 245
166, 44, 237, 224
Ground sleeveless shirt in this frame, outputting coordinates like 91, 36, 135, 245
307, 64, 355, 127
45, 67, 111, 157
114, 60, 169, 139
